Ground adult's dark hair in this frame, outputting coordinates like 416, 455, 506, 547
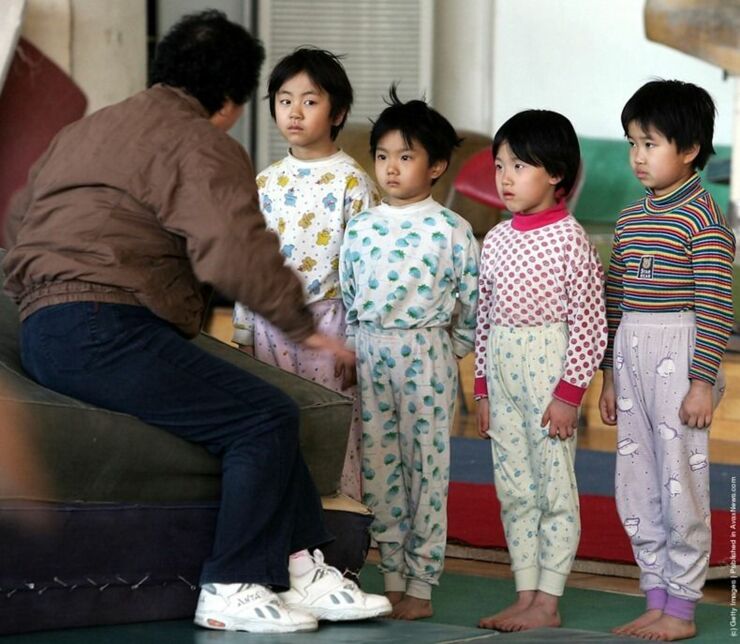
267, 47, 353, 140
370, 84, 462, 181
492, 109, 581, 197
620, 79, 716, 170
149, 10, 265, 115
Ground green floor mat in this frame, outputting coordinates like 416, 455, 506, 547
0, 620, 643, 643
1, 567, 730, 643
359, 565, 731, 643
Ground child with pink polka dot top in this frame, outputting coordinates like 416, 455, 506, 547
475, 110, 607, 633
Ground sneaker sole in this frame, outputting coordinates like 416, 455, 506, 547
297, 604, 393, 622
194, 613, 318, 633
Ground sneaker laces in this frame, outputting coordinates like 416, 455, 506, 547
309, 550, 357, 589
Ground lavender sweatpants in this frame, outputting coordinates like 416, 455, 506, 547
254, 299, 362, 501
613, 311, 724, 602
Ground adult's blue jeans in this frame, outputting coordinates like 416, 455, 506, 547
20, 302, 332, 589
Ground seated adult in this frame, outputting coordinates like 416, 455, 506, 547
2, 10, 389, 634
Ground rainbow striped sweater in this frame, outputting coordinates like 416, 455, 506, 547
602, 174, 736, 384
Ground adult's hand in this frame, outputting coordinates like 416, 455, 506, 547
302, 333, 356, 389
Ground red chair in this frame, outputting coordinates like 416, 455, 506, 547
0, 38, 87, 246
446, 146, 586, 217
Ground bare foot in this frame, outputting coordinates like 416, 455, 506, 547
633, 614, 696, 641
390, 596, 433, 620
612, 609, 663, 635
385, 591, 404, 606
495, 602, 561, 632
478, 591, 536, 630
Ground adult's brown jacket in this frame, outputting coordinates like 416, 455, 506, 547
2, 84, 314, 341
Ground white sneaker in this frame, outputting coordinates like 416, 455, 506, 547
194, 582, 318, 633
279, 550, 392, 621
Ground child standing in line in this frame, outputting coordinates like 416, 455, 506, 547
340, 87, 479, 620
232, 48, 379, 501
599, 80, 735, 642
475, 110, 607, 632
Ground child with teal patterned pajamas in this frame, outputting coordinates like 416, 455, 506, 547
475, 111, 607, 633
340, 86, 479, 620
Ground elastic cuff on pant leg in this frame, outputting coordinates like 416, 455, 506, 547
383, 571, 406, 594
664, 595, 696, 621
406, 579, 433, 601
645, 587, 668, 611
538, 568, 567, 597
513, 567, 539, 592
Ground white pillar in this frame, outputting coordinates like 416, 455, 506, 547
70, 0, 146, 114
433, 0, 495, 135
21, 0, 146, 115
730, 77, 740, 261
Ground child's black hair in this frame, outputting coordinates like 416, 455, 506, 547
620, 79, 716, 170
267, 47, 353, 140
370, 84, 462, 180
150, 10, 264, 115
492, 109, 581, 197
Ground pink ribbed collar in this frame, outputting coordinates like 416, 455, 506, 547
511, 201, 569, 231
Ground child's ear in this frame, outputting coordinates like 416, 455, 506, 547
548, 174, 563, 187
332, 109, 348, 127
682, 143, 700, 166
430, 159, 448, 181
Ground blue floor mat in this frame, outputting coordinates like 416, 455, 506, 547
450, 437, 738, 510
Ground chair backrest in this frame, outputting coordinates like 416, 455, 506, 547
448, 146, 586, 214
450, 147, 501, 209
0, 38, 87, 246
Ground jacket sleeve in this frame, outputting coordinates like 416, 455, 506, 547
3, 144, 54, 249
157, 135, 314, 343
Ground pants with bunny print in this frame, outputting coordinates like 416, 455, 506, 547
357, 324, 457, 601
254, 299, 362, 501
485, 323, 580, 597
613, 311, 722, 601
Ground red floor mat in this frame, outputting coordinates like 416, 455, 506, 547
448, 481, 731, 566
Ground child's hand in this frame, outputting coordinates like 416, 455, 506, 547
541, 399, 578, 440
335, 358, 357, 389
237, 344, 255, 357
598, 369, 617, 426
679, 379, 714, 429
476, 398, 490, 439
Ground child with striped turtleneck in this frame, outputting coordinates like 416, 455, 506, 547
600, 80, 735, 642
475, 110, 607, 633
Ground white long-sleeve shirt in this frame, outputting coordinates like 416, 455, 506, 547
233, 149, 379, 345
474, 202, 607, 405
340, 196, 480, 357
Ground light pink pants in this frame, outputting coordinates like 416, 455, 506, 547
254, 299, 362, 501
